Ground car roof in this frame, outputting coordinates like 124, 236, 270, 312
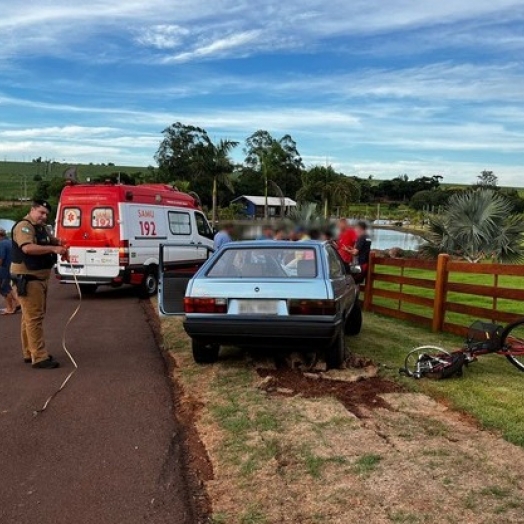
222, 240, 326, 248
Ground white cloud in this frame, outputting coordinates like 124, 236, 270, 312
0, 126, 117, 139
339, 158, 524, 188
136, 25, 189, 49
262, 62, 524, 103
2, 1, 524, 61
2, 2, 524, 184
165, 30, 263, 62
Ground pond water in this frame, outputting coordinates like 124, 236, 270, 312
370, 228, 424, 251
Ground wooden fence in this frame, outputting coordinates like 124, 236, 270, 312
362, 252, 524, 337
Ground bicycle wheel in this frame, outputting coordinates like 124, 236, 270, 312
402, 346, 451, 379
500, 319, 524, 372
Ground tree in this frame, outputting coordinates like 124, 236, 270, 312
243, 130, 304, 206
422, 189, 524, 263
376, 175, 441, 202
234, 167, 265, 196
410, 188, 450, 211
155, 122, 212, 185
296, 166, 360, 218
201, 138, 239, 224
155, 123, 237, 212
477, 170, 498, 188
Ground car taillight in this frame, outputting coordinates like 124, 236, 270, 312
184, 297, 227, 314
289, 299, 337, 316
119, 240, 129, 265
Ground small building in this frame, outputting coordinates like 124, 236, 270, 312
231, 195, 297, 219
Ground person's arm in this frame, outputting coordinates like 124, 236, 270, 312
22, 243, 67, 256
349, 237, 364, 256
14, 223, 67, 257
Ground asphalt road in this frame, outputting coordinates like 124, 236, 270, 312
0, 280, 195, 524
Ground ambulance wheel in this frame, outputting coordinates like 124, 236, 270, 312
192, 340, 220, 364
138, 266, 158, 298
79, 284, 97, 295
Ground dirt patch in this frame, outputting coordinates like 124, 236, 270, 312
142, 299, 212, 523
257, 368, 402, 418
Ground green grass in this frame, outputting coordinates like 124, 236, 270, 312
353, 453, 382, 475
357, 312, 524, 446
301, 448, 347, 479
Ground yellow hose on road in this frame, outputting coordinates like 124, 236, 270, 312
34, 267, 81, 416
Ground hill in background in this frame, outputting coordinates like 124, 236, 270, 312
0, 160, 148, 201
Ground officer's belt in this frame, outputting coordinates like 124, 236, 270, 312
16, 274, 46, 281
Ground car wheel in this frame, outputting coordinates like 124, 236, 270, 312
138, 266, 158, 298
79, 283, 97, 295
345, 302, 362, 336
192, 340, 220, 364
325, 328, 346, 369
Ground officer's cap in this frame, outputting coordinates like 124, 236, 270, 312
32, 199, 52, 213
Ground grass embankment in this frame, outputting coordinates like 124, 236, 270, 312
162, 313, 524, 524
0, 160, 147, 200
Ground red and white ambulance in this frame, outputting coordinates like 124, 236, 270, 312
55, 182, 214, 296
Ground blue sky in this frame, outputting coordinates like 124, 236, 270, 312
1, 1, 524, 186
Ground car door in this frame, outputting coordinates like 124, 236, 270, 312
162, 210, 210, 268
325, 245, 355, 317
158, 241, 212, 316
194, 211, 215, 249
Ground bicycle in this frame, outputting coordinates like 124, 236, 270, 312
400, 319, 524, 379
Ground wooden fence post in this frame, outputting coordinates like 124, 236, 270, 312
363, 251, 376, 312
432, 253, 450, 332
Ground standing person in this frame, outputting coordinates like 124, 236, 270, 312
257, 225, 275, 240
11, 200, 68, 369
213, 222, 234, 251
348, 221, 372, 283
0, 228, 20, 315
274, 226, 288, 241
336, 218, 357, 263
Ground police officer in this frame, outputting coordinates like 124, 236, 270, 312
11, 200, 68, 369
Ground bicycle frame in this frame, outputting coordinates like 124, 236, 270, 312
401, 318, 524, 378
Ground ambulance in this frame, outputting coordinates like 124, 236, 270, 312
55, 182, 215, 296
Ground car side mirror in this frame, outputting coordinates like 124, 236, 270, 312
345, 264, 361, 275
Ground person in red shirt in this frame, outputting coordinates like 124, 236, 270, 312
336, 218, 357, 263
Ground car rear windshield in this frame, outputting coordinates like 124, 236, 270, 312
207, 247, 318, 278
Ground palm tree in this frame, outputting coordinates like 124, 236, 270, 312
422, 189, 524, 263
193, 138, 238, 224
288, 202, 324, 226
210, 139, 238, 225
297, 166, 360, 218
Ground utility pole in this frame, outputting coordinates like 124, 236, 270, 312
263, 156, 268, 220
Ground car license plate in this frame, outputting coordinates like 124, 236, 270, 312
60, 265, 83, 274
238, 300, 279, 315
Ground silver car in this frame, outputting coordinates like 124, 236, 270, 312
159, 240, 362, 368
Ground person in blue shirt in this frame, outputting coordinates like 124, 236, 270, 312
256, 225, 275, 240
0, 228, 20, 314
213, 222, 234, 251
